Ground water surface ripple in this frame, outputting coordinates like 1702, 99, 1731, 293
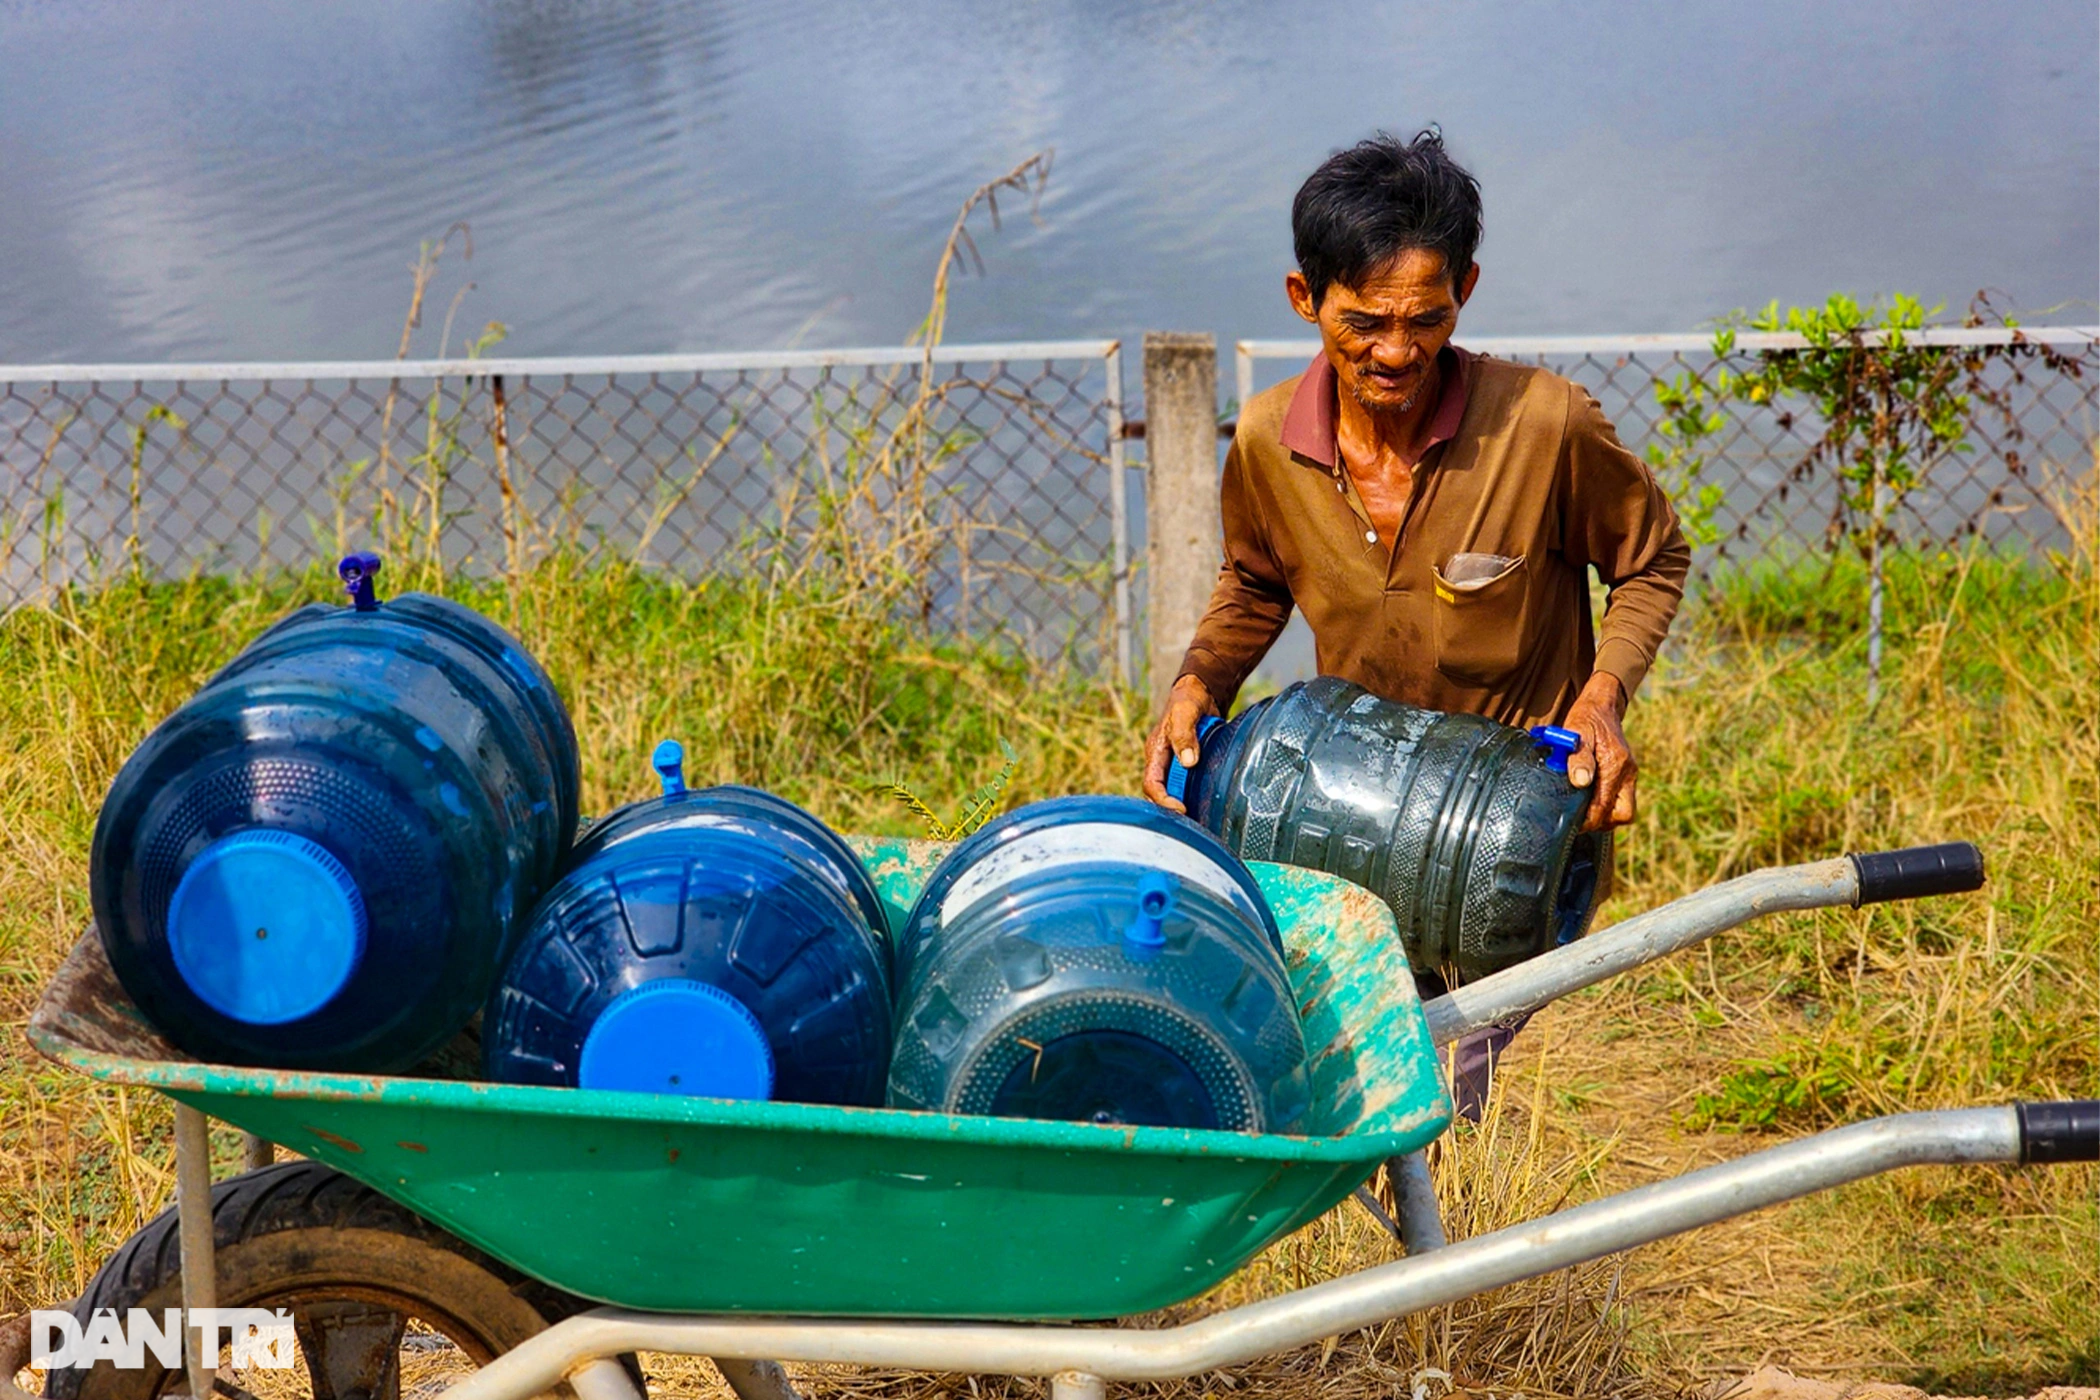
1, 0, 2094, 361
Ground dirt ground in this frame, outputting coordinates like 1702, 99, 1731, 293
1700, 1366, 2098, 1400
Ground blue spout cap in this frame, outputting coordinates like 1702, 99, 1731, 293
337, 552, 383, 611
1122, 871, 1176, 962
1163, 714, 1224, 806
1529, 724, 1582, 775
579, 979, 775, 1100
652, 739, 687, 797
167, 830, 368, 1024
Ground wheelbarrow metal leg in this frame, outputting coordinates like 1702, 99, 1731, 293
1356, 1154, 1442, 1251
1051, 1372, 1105, 1400
1391, 1151, 1445, 1253
240, 1133, 274, 1171
714, 1357, 802, 1400
174, 1103, 218, 1400
568, 1358, 649, 1400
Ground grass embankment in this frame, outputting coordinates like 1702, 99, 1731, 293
1, 533, 2093, 1397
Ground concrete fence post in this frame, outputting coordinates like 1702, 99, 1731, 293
1143, 332, 1221, 707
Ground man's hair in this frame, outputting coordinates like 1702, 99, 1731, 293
1291, 128, 1483, 306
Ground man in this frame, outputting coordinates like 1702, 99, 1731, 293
1140, 129, 1690, 1115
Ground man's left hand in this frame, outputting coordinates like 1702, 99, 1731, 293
1563, 672, 1637, 831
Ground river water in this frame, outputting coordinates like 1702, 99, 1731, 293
3, 0, 2095, 364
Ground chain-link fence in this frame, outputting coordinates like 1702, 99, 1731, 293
6, 329, 2093, 685
1239, 327, 2098, 563
0, 342, 1136, 673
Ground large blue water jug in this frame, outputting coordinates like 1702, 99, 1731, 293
1167, 676, 1609, 984
91, 554, 580, 1072
483, 744, 893, 1105
888, 796, 1309, 1134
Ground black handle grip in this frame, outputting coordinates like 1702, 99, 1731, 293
2018, 1101, 2100, 1164
1848, 842, 1985, 906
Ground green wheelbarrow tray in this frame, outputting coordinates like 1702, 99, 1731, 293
27, 837, 1452, 1322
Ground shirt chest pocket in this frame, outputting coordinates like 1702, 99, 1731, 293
1431, 552, 1530, 686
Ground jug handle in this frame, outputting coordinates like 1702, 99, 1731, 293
338, 552, 383, 611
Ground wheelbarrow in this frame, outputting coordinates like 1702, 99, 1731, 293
8, 836, 2094, 1400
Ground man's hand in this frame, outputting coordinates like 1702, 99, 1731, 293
1564, 671, 1637, 831
1142, 674, 1221, 814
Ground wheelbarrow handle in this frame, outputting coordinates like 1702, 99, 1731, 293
2019, 1100, 2100, 1163
427, 1104, 2086, 1400
1850, 842, 1985, 906
1424, 842, 1985, 1047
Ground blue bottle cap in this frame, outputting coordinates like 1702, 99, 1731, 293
651, 739, 687, 797
1528, 724, 1583, 775
579, 979, 775, 1100
1163, 714, 1224, 805
1122, 870, 1176, 962
167, 830, 368, 1025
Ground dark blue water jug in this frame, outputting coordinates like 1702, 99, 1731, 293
91, 554, 580, 1072
888, 796, 1309, 1134
483, 743, 893, 1105
1167, 676, 1609, 984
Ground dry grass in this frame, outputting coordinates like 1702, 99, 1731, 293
3, 501, 2094, 1398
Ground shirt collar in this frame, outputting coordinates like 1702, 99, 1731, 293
1278, 343, 1472, 470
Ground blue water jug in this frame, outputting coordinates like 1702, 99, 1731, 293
91, 554, 580, 1072
483, 743, 893, 1105
1166, 676, 1609, 984
888, 796, 1309, 1134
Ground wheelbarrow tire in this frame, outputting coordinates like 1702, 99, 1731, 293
44, 1158, 634, 1400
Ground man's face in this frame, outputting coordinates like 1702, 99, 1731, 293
1287, 248, 1479, 415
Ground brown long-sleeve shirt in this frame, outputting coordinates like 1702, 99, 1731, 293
1177, 347, 1690, 729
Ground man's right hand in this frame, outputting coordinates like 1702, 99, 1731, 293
1142, 674, 1221, 813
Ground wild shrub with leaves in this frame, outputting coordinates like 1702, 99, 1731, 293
1643, 292, 2083, 702
1648, 294, 1972, 551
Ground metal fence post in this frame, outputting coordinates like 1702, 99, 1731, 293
1142, 332, 1221, 707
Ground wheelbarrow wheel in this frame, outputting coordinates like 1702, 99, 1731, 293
44, 1159, 632, 1400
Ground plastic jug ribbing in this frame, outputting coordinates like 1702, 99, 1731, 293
1169, 677, 1609, 983
91, 554, 580, 1071
483, 747, 892, 1105
889, 796, 1309, 1133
